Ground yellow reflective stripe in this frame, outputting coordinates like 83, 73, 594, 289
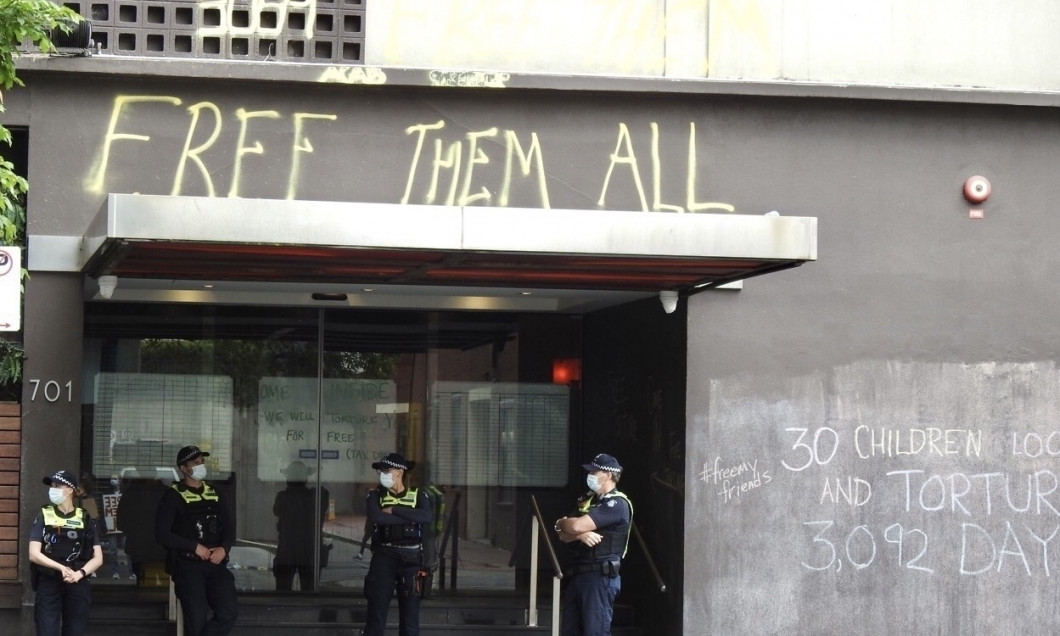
380, 487, 418, 508
172, 482, 220, 502
41, 506, 85, 529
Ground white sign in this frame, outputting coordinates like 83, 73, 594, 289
0, 247, 20, 331
257, 377, 398, 483
101, 493, 121, 533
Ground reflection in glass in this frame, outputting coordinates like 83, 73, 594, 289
273, 461, 329, 591
82, 305, 580, 594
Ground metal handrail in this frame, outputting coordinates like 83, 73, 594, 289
437, 490, 461, 591
529, 495, 563, 577
524, 495, 562, 635
631, 521, 667, 593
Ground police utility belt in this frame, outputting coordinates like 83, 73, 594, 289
376, 521, 422, 547
565, 558, 621, 578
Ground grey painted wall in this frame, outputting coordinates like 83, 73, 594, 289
14, 73, 1060, 630
684, 101, 1060, 633
19, 274, 84, 602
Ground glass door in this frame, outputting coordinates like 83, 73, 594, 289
83, 304, 322, 592
82, 304, 580, 594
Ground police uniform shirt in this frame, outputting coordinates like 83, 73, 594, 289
155, 482, 235, 556
29, 505, 101, 569
576, 492, 632, 560
585, 493, 630, 532
366, 486, 432, 543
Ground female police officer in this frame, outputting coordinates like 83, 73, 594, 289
27, 469, 104, 636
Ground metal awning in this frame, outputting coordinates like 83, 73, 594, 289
35, 194, 817, 312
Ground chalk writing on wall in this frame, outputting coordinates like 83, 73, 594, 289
690, 360, 1060, 633
699, 455, 773, 502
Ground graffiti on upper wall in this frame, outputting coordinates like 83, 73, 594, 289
708, 0, 776, 76
367, 0, 777, 80
317, 66, 388, 85
85, 94, 737, 213
197, 0, 318, 39
426, 71, 511, 88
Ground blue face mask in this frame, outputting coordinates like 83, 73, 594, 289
586, 474, 602, 493
48, 487, 67, 505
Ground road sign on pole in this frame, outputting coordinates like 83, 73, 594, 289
0, 247, 22, 332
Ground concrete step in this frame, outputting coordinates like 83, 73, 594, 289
84, 589, 640, 635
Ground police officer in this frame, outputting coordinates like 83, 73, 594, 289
27, 470, 104, 636
554, 453, 633, 636
363, 452, 432, 636
155, 445, 238, 636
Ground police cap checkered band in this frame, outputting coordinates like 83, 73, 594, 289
582, 453, 622, 473
42, 470, 78, 489
176, 445, 210, 465
371, 452, 415, 472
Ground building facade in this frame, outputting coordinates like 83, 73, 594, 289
5, 1, 1059, 633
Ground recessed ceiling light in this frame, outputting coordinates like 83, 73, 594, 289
362, 288, 375, 292
520, 291, 532, 296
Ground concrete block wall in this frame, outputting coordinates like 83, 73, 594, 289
63, 0, 365, 64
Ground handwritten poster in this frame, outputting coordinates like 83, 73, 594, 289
256, 377, 399, 482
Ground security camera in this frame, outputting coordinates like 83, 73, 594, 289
659, 290, 678, 314
97, 275, 117, 299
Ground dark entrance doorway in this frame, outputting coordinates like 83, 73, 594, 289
81, 303, 581, 594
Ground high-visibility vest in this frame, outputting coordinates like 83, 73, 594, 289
373, 487, 423, 546
40, 506, 93, 568
574, 489, 633, 558
171, 482, 224, 546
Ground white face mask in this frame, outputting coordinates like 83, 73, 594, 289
189, 464, 208, 481
586, 474, 602, 493
48, 487, 67, 505
379, 472, 395, 489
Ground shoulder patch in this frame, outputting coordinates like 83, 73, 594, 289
606, 500, 616, 507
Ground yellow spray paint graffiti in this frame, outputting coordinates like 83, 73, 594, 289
197, 0, 318, 39
598, 122, 734, 213
86, 94, 736, 213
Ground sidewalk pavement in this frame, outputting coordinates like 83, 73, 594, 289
0, 606, 35, 632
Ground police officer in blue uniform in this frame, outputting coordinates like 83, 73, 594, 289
363, 452, 432, 636
554, 453, 633, 636
155, 445, 238, 636
28, 469, 104, 636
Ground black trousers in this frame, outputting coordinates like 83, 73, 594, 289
561, 571, 621, 636
34, 573, 91, 636
362, 549, 422, 636
171, 558, 238, 636
274, 562, 314, 591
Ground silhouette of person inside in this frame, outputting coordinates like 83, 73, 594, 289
117, 470, 169, 582
273, 461, 329, 591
